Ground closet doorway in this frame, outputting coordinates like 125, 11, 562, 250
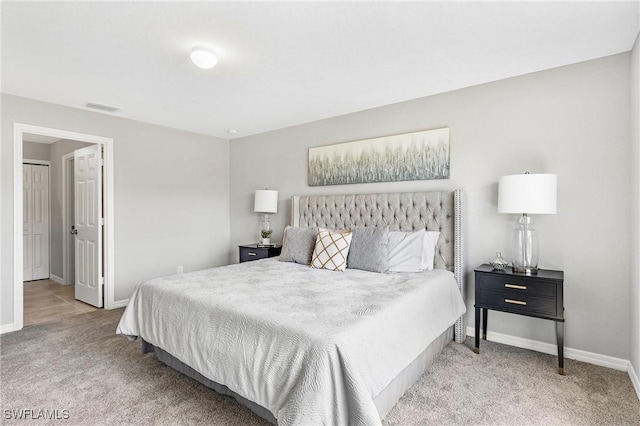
22, 161, 50, 282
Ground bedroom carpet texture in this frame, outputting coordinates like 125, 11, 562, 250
1, 309, 638, 426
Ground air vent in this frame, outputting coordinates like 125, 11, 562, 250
85, 102, 121, 113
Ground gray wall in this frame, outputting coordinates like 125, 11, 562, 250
631, 35, 639, 377
1, 94, 230, 325
48, 139, 93, 279
230, 53, 632, 359
22, 141, 50, 161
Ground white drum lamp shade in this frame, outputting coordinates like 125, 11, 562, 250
254, 190, 278, 214
498, 174, 557, 214
498, 173, 557, 274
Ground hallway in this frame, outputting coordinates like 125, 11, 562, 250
23, 279, 97, 326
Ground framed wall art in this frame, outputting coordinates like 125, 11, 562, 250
308, 127, 450, 186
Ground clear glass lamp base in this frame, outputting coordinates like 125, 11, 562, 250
260, 214, 272, 242
512, 265, 539, 275
510, 214, 539, 275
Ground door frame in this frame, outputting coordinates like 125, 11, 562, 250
13, 123, 116, 331
61, 152, 74, 285
21, 159, 52, 282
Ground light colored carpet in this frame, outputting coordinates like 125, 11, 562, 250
1, 308, 638, 425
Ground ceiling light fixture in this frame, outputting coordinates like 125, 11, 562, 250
190, 45, 218, 70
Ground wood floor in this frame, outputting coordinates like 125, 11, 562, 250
23, 279, 97, 326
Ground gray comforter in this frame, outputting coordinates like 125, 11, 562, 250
117, 258, 465, 425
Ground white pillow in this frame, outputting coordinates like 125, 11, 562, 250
422, 231, 441, 271
388, 229, 426, 272
387, 229, 441, 272
311, 228, 353, 271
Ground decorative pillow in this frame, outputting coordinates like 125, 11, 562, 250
311, 228, 353, 271
388, 229, 426, 272
422, 231, 441, 271
347, 226, 389, 273
279, 226, 318, 265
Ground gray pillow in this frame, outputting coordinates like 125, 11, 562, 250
347, 226, 389, 273
279, 226, 318, 265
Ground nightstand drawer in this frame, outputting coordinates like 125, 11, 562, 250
477, 274, 556, 297
480, 289, 558, 317
238, 244, 282, 263
240, 248, 268, 262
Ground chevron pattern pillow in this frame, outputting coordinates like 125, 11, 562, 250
311, 228, 353, 271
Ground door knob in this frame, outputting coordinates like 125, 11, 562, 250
70, 226, 77, 235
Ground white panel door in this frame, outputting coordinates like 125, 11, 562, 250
74, 145, 103, 307
23, 164, 50, 281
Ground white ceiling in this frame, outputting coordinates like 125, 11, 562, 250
2, 1, 639, 140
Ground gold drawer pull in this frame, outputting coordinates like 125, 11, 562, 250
505, 283, 527, 290
505, 298, 527, 306
247, 252, 257, 256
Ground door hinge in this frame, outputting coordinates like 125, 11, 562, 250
99, 217, 104, 226
100, 277, 104, 286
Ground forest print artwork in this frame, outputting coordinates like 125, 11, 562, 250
308, 127, 450, 186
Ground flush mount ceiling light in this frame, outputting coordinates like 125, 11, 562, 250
190, 45, 218, 69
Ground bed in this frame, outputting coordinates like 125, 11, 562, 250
117, 190, 466, 425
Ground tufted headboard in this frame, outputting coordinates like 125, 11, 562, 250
291, 190, 466, 343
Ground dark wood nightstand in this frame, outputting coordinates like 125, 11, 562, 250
474, 264, 565, 374
239, 244, 282, 263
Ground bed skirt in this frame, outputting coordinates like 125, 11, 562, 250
141, 326, 453, 424
141, 339, 278, 423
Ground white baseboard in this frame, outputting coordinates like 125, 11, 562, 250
49, 274, 66, 285
629, 361, 640, 401
109, 298, 129, 309
466, 326, 628, 371
1, 323, 17, 334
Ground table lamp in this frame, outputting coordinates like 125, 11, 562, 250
254, 189, 278, 245
498, 173, 557, 274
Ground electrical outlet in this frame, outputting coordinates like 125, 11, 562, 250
177, 265, 183, 274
